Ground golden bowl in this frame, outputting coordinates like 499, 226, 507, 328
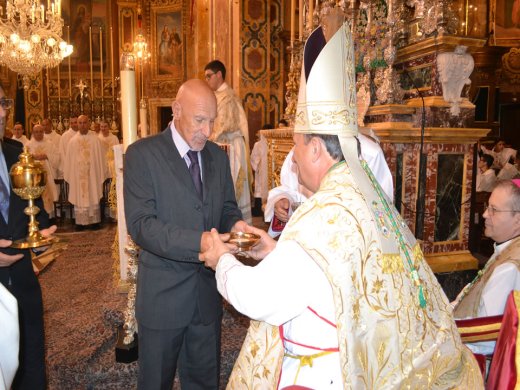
229, 232, 260, 251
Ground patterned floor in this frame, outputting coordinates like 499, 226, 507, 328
40, 223, 258, 389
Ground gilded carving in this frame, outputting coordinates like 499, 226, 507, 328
502, 48, 520, 84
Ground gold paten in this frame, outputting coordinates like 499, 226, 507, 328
9, 147, 55, 249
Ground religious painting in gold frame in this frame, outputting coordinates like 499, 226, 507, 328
490, 0, 520, 46
151, 5, 184, 81
60, 0, 110, 74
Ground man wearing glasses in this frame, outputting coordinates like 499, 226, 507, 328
0, 84, 56, 389
453, 179, 520, 354
204, 60, 252, 224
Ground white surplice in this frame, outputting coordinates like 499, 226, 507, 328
0, 284, 18, 390
250, 136, 268, 201
26, 138, 59, 216
63, 132, 107, 225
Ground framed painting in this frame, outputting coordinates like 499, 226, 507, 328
60, 0, 110, 73
151, 5, 184, 81
491, 0, 520, 46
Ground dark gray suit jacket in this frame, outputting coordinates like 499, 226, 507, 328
124, 127, 242, 329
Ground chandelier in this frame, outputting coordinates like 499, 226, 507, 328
133, 6, 150, 63
0, 0, 73, 88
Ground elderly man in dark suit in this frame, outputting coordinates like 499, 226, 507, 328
124, 79, 247, 389
0, 83, 56, 389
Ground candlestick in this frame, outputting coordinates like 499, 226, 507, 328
299, 0, 303, 40
99, 27, 103, 99
57, 61, 61, 113
120, 53, 137, 150
309, 0, 314, 31
89, 26, 94, 102
291, 0, 295, 46
110, 26, 115, 100
46, 68, 50, 117
67, 26, 71, 99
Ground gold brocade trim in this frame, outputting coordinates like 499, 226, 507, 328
381, 254, 404, 273
235, 166, 245, 201
461, 332, 500, 343
458, 323, 502, 334
284, 350, 337, 385
310, 109, 350, 125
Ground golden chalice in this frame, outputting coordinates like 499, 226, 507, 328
9, 147, 55, 248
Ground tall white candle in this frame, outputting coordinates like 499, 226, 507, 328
139, 103, 148, 138
120, 54, 137, 150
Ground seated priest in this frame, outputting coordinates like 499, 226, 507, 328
453, 179, 520, 355
200, 15, 483, 389
476, 153, 497, 193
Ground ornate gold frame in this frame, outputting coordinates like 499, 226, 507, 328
490, 0, 520, 46
151, 3, 184, 82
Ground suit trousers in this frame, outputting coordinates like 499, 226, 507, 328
137, 313, 222, 390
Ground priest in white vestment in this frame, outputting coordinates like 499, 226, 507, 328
41, 118, 61, 146
481, 139, 517, 170
453, 179, 520, 355
63, 115, 107, 228
58, 116, 78, 178
11, 123, 28, 146
26, 124, 59, 217
204, 60, 252, 224
200, 15, 482, 389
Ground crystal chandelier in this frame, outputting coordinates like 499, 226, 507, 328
0, 0, 73, 88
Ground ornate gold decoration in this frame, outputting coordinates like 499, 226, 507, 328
502, 48, 520, 84
9, 147, 55, 248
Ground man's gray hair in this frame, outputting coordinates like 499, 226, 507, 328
303, 133, 346, 161
494, 180, 520, 213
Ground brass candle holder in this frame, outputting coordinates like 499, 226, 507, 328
9, 147, 55, 249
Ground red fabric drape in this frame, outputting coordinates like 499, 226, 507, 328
487, 291, 520, 389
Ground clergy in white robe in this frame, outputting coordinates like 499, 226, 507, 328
11, 123, 28, 146
481, 139, 517, 170
250, 135, 268, 202
204, 60, 252, 224
453, 180, 520, 355
63, 115, 107, 226
58, 116, 78, 178
476, 154, 497, 192
26, 124, 59, 216
41, 118, 61, 146
201, 18, 482, 389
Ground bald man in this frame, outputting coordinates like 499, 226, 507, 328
124, 79, 246, 389
26, 124, 59, 217
63, 115, 107, 230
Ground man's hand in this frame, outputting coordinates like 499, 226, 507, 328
200, 228, 233, 270
231, 220, 249, 232
0, 239, 23, 267
32, 225, 58, 253
274, 198, 290, 223
243, 225, 276, 261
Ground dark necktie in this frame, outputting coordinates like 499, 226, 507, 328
187, 150, 203, 199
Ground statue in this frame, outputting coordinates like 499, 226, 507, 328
437, 45, 474, 116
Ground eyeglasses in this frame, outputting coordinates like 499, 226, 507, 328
0, 98, 13, 109
484, 203, 520, 216
204, 71, 216, 80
